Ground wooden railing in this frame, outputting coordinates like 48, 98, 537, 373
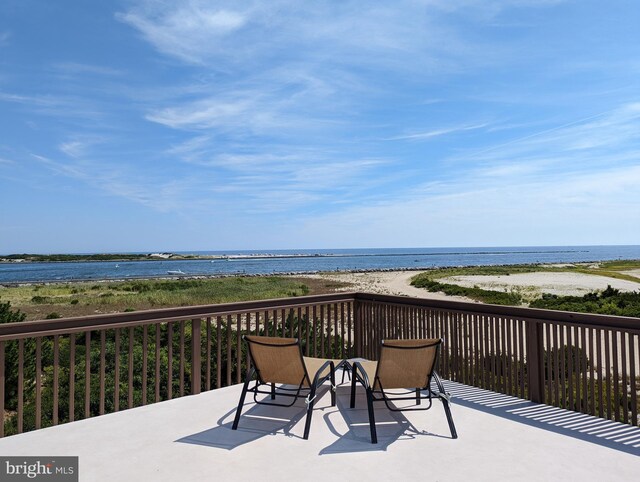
1, 292, 638, 437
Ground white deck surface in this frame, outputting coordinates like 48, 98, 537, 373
1, 380, 639, 481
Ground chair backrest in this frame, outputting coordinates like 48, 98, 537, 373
374, 338, 441, 390
245, 335, 308, 386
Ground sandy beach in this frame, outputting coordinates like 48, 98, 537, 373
302, 269, 640, 301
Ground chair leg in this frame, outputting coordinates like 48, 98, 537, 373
366, 387, 377, 444
303, 385, 317, 440
433, 372, 457, 439
442, 399, 458, 439
232, 368, 255, 430
271, 382, 276, 400
416, 388, 421, 405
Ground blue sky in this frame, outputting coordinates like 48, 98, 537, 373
1, 0, 639, 253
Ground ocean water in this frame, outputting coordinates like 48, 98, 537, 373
1, 246, 639, 284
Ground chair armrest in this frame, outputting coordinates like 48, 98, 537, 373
432, 370, 453, 401
352, 361, 372, 389
311, 360, 335, 388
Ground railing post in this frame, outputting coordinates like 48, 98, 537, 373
526, 319, 545, 403
353, 298, 362, 358
191, 318, 202, 395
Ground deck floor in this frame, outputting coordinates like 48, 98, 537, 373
1, 379, 638, 481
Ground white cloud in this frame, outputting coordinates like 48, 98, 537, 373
388, 123, 490, 141
117, 2, 247, 64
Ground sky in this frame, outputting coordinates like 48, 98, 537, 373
1, 0, 639, 253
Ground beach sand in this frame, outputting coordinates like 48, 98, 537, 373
302, 270, 640, 300
301, 271, 473, 301
439, 271, 640, 297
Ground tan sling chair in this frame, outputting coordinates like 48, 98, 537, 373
350, 338, 458, 443
232, 335, 339, 440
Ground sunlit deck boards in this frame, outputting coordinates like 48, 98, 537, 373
0, 380, 638, 481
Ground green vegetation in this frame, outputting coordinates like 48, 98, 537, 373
2, 253, 153, 262
531, 285, 640, 317
1, 277, 311, 320
411, 277, 523, 305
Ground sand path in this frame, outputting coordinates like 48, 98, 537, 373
302, 271, 474, 302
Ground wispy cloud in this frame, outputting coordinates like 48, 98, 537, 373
0, 31, 10, 46
52, 62, 123, 77
116, 3, 247, 64
387, 123, 490, 141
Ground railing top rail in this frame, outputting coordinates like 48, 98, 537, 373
0, 292, 358, 341
354, 292, 640, 331
2, 290, 639, 341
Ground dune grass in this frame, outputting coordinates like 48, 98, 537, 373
0, 277, 310, 320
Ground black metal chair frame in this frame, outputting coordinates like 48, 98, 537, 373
349, 339, 458, 444
232, 336, 336, 440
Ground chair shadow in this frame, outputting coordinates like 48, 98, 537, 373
175, 385, 332, 450
319, 387, 453, 454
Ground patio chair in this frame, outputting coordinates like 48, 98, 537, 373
231, 335, 338, 440
349, 338, 457, 443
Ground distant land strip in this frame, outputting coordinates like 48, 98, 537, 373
0, 249, 589, 264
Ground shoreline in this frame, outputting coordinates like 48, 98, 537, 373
2, 259, 640, 287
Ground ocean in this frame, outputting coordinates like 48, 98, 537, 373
1, 246, 639, 284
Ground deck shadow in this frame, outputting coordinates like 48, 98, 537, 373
443, 380, 640, 457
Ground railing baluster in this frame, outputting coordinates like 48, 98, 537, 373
545, 323, 552, 404
18, 339, 23, 433
580, 326, 588, 416
142, 325, 148, 405
192, 318, 201, 394
85, 331, 91, 418
216, 316, 222, 389
596, 328, 603, 418
612, 330, 620, 422
206, 317, 211, 392
128, 327, 134, 408
226, 315, 232, 386
320, 305, 325, 358
167, 322, 173, 399
554, 324, 560, 407
236, 314, 242, 384
69, 334, 75, 423
629, 333, 637, 426
0, 341, 4, 438
53, 335, 59, 426
100, 330, 106, 415
179, 320, 185, 396
35, 337, 42, 429
588, 327, 595, 416
519, 319, 525, 399
114, 329, 120, 412
620, 330, 628, 424
155, 324, 161, 401
605, 329, 612, 420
